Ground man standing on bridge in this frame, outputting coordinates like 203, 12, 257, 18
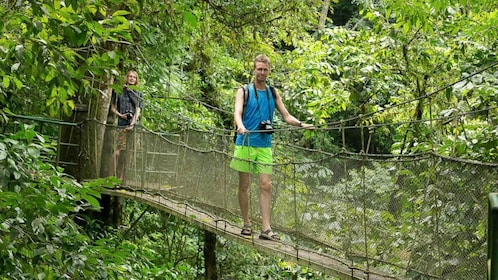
230, 54, 314, 240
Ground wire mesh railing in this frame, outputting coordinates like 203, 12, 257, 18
92, 120, 497, 279
6, 115, 496, 279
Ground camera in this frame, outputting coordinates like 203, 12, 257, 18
125, 111, 134, 120
258, 120, 273, 134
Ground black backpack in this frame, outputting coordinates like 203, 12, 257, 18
233, 84, 276, 142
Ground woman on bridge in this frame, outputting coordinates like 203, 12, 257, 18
109, 70, 144, 181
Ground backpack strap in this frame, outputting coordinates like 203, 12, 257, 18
241, 85, 249, 116
268, 86, 276, 99
242, 84, 276, 109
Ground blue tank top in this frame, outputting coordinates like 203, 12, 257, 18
235, 84, 275, 147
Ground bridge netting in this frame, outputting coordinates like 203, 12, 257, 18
67, 118, 497, 280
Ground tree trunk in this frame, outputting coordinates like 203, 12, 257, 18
318, 0, 331, 30
204, 230, 217, 280
111, 195, 123, 227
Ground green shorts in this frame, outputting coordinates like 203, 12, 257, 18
230, 146, 273, 175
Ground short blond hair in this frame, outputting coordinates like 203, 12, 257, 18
253, 54, 271, 69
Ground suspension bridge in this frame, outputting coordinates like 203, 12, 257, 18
17, 111, 493, 280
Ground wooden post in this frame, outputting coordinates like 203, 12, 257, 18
488, 193, 498, 280
204, 230, 217, 280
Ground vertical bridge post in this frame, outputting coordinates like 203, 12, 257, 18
488, 193, 498, 280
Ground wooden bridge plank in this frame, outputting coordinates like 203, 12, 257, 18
100, 188, 405, 280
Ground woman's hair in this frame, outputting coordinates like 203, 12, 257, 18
125, 70, 139, 85
253, 54, 271, 69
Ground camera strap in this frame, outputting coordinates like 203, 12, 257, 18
125, 88, 137, 109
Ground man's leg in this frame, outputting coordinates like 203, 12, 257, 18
238, 172, 251, 226
259, 173, 272, 232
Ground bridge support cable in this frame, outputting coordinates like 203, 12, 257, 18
123, 205, 151, 239
359, 119, 371, 276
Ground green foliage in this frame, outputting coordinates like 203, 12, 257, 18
3, 0, 496, 160
0, 0, 141, 119
1, 0, 498, 277
353, 0, 498, 158
0, 124, 98, 277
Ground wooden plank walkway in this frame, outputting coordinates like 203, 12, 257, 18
100, 188, 406, 280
